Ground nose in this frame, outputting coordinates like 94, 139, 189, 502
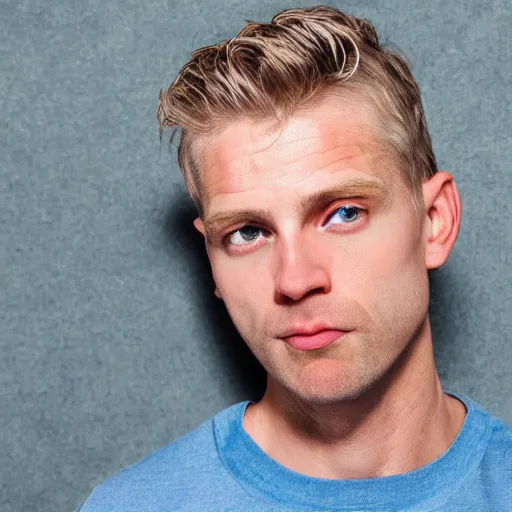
272, 236, 332, 304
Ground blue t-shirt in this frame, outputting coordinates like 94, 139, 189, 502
79, 390, 512, 511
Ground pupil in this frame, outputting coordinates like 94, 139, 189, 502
241, 226, 260, 241
340, 206, 356, 220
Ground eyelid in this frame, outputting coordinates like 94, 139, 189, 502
323, 201, 367, 222
223, 201, 366, 235
221, 202, 367, 248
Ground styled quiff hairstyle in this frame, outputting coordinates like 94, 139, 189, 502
157, 5, 437, 220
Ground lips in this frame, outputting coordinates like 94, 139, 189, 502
282, 327, 347, 351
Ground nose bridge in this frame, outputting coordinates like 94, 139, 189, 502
272, 228, 331, 302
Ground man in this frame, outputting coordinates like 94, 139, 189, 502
79, 5, 512, 511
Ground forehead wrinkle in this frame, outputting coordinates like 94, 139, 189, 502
200, 142, 356, 197
201, 143, 386, 212
203, 162, 254, 192
255, 122, 381, 178
198, 112, 369, 177
204, 146, 360, 195
256, 138, 376, 190
269, 142, 365, 177
291, 154, 367, 185
194, 101, 375, 172
201, 132, 324, 178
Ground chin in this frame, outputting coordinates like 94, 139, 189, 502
293, 386, 370, 406
281, 372, 372, 406
281, 359, 385, 406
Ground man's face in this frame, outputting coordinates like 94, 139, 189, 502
193, 94, 431, 405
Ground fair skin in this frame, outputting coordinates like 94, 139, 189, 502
193, 93, 467, 479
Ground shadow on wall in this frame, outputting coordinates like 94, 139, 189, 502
428, 265, 464, 382
163, 187, 267, 402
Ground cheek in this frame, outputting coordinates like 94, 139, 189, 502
212, 252, 262, 297
210, 255, 267, 335
351, 216, 428, 332
359, 206, 422, 275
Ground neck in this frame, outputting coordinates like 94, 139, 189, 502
243, 321, 467, 479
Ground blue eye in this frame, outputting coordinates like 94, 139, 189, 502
326, 205, 362, 225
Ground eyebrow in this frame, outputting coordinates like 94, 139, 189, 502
204, 177, 391, 238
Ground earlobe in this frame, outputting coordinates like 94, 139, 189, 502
422, 172, 462, 270
193, 217, 206, 237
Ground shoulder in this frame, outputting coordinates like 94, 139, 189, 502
78, 413, 228, 511
463, 392, 512, 458
482, 411, 512, 466
476, 407, 512, 507
464, 394, 512, 485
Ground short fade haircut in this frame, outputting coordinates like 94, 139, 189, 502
157, 5, 437, 221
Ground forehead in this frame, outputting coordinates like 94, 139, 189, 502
194, 94, 397, 211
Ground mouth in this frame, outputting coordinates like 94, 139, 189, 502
283, 329, 347, 351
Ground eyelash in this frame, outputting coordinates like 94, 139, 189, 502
221, 204, 367, 252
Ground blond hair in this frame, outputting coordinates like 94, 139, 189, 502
157, 5, 437, 219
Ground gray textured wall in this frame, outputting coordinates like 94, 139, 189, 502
1, 1, 511, 511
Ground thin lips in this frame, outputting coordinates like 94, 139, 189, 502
281, 324, 348, 338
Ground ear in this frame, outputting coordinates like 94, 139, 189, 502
421, 171, 462, 270
193, 217, 206, 237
